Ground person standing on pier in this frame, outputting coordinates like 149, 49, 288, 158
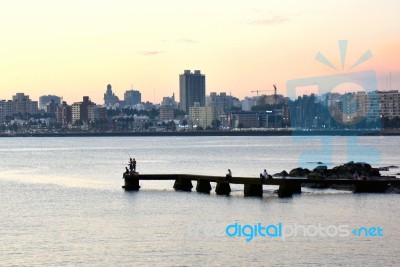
226, 169, 232, 182
129, 158, 134, 173
132, 158, 137, 172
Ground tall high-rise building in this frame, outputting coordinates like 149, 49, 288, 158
104, 84, 120, 106
124, 90, 141, 106
179, 70, 205, 113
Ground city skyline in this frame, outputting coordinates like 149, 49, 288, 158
0, 0, 399, 104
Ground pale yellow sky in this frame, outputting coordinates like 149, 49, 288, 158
0, 0, 399, 104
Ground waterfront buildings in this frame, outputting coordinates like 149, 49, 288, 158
88, 105, 107, 122
72, 96, 95, 124
39, 95, 61, 110
104, 84, 120, 106
124, 90, 141, 107
189, 102, 212, 128
56, 101, 72, 126
0, 100, 13, 123
12, 93, 38, 115
159, 105, 174, 121
179, 70, 206, 113
207, 92, 238, 113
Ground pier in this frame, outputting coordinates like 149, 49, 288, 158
122, 173, 400, 197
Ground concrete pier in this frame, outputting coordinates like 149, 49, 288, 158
122, 173, 400, 198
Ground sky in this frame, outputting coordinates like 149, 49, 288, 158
0, 0, 399, 104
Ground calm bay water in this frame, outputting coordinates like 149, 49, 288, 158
0, 136, 399, 266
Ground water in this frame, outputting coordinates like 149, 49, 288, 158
0, 136, 399, 266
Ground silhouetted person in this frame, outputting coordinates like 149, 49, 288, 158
260, 169, 268, 179
125, 167, 130, 175
132, 158, 137, 172
226, 169, 232, 182
129, 158, 134, 172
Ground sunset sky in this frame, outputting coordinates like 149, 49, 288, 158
0, 0, 399, 104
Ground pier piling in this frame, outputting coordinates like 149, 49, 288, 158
215, 182, 231, 196
278, 181, 300, 198
122, 173, 141, 191
173, 177, 193, 191
196, 180, 212, 194
244, 183, 263, 197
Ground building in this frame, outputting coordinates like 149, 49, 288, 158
72, 96, 94, 124
241, 97, 257, 111
39, 95, 61, 110
229, 111, 260, 128
88, 105, 107, 122
56, 101, 72, 126
378, 90, 400, 118
179, 70, 206, 113
12, 93, 38, 115
207, 92, 237, 113
0, 100, 13, 123
124, 90, 141, 106
189, 102, 211, 128
159, 105, 174, 121
104, 84, 120, 106
162, 93, 178, 109
46, 100, 59, 116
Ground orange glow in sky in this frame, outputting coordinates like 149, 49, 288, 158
0, 0, 399, 104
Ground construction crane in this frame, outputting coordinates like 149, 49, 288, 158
251, 90, 269, 97
251, 84, 277, 102
250, 85, 279, 128
273, 84, 277, 104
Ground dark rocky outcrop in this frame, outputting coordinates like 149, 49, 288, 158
273, 170, 288, 178
288, 167, 310, 177
282, 162, 399, 192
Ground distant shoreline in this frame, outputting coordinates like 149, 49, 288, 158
1, 130, 400, 137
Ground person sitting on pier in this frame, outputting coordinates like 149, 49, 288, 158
260, 169, 268, 180
226, 169, 232, 182
125, 167, 130, 175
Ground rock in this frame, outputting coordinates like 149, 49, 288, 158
332, 162, 377, 179
317, 162, 324, 165
288, 167, 310, 177
273, 170, 288, 178
308, 171, 324, 179
379, 166, 399, 171
314, 165, 328, 171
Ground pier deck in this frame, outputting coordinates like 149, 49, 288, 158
123, 173, 400, 197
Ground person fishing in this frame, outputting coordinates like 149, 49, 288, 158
129, 158, 134, 173
132, 158, 137, 172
